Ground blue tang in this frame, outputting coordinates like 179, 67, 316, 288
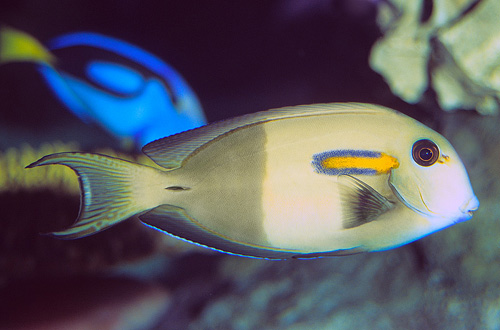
0, 26, 207, 148
27, 103, 479, 259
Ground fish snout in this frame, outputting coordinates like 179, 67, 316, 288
459, 195, 480, 219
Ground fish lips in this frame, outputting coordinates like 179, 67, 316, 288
457, 195, 480, 222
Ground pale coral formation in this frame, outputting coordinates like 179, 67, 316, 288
370, 0, 500, 114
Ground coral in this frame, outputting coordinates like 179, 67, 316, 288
370, 0, 500, 114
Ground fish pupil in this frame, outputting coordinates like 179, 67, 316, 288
419, 148, 433, 161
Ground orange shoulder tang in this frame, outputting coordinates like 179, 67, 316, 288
312, 150, 399, 176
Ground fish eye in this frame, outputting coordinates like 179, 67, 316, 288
412, 139, 439, 166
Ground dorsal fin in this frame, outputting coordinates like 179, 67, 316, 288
142, 102, 394, 169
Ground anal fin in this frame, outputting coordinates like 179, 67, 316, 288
292, 247, 366, 259
140, 205, 303, 260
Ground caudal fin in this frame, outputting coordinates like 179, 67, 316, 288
0, 26, 55, 65
27, 152, 164, 239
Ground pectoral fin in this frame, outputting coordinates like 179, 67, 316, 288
338, 175, 394, 229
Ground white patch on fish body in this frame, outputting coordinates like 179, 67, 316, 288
260, 111, 401, 251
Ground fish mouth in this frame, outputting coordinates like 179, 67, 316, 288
457, 195, 479, 222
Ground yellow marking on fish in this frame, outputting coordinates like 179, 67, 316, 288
437, 155, 450, 164
322, 153, 399, 174
0, 26, 56, 65
312, 150, 399, 176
